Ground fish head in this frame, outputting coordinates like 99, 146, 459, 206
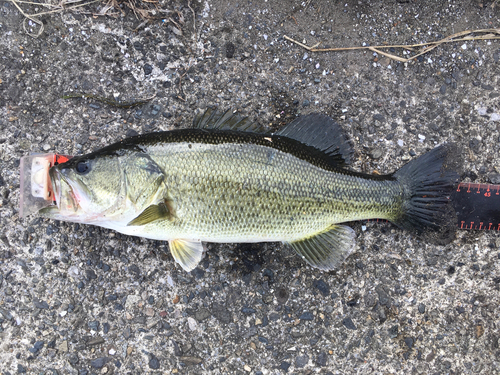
40, 154, 125, 223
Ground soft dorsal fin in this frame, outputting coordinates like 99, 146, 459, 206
288, 224, 356, 270
193, 108, 265, 132
275, 113, 353, 166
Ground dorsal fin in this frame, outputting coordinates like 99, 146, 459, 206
193, 108, 266, 133
275, 113, 353, 166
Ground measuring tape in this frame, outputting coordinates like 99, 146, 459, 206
452, 182, 500, 230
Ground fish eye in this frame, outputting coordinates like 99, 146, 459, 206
75, 160, 91, 175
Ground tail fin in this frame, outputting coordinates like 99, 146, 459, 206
392, 144, 460, 232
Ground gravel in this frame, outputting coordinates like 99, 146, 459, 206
1, 0, 500, 374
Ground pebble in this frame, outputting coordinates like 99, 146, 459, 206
313, 279, 330, 297
58, 341, 68, 352
149, 355, 160, 369
195, 308, 211, 321
244, 364, 251, 372
370, 148, 383, 159
280, 361, 291, 371
33, 299, 49, 309
488, 173, 500, 184
295, 354, 309, 368
418, 303, 426, 314
143, 64, 153, 75
90, 357, 107, 369
342, 317, 356, 330
187, 317, 197, 330
316, 351, 328, 366
43, 144, 51, 151
299, 312, 314, 321
404, 337, 414, 349
88, 320, 100, 331
388, 325, 399, 338
241, 307, 256, 315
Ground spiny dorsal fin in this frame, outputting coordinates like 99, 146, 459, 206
193, 108, 265, 132
127, 199, 175, 226
275, 113, 353, 166
288, 225, 356, 270
169, 239, 204, 272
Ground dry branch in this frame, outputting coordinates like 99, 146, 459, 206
284, 28, 500, 63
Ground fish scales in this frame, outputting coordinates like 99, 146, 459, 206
145, 138, 402, 243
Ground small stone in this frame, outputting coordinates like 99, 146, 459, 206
58, 341, 68, 352
295, 354, 309, 368
195, 308, 211, 321
316, 351, 328, 366
90, 357, 107, 369
388, 325, 399, 338
302, 99, 310, 107
255, 318, 262, 325
33, 298, 49, 309
244, 364, 251, 372
179, 356, 202, 365
225, 42, 235, 58
145, 307, 155, 317
87, 337, 105, 346
143, 64, 153, 75
126, 347, 133, 356
173, 295, 180, 304
476, 325, 485, 338
187, 317, 197, 330
418, 303, 426, 314
404, 337, 414, 349
241, 307, 256, 315
88, 320, 100, 331
370, 148, 383, 159
43, 144, 51, 151
342, 317, 356, 330
313, 279, 330, 297
488, 173, 500, 184
299, 312, 314, 321
149, 355, 160, 369
280, 361, 291, 372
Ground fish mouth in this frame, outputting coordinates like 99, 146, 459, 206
39, 167, 79, 217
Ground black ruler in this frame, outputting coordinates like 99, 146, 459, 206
452, 182, 500, 230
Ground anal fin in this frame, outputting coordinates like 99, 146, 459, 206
169, 239, 204, 272
288, 225, 356, 270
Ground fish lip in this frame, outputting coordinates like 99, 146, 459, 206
48, 167, 79, 214
49, 167, 61, 209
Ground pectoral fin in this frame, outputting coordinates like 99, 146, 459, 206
127, 199, 175, 226
169, 239, 204, 272
288, 225, 356, 270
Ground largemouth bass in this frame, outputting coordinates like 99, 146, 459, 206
39, 109, 459, 271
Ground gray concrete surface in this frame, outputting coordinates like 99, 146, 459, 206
1, 0, 500, 374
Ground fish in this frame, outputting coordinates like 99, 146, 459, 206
39, 109, 460, 272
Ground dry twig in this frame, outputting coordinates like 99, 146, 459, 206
284, 28, 500, 63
